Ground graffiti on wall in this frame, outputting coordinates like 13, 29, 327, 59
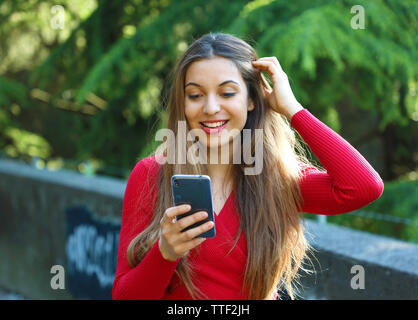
66, 206, 120, 299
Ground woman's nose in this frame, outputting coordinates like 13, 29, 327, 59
203, 95, 220, 114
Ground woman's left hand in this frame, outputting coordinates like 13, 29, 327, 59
252, 56, 303, 120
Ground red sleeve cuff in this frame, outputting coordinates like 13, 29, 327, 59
290, 108, 308, 128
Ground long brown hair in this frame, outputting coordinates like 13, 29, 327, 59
127, 32, 315, 300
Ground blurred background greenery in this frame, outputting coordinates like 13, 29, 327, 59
0, 0, 417, 242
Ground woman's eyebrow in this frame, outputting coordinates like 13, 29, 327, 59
185, 80, 240, 88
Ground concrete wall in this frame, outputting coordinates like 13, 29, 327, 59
0, 159, 124, 299
0, 159, 417, 300
299, 222, 418, 299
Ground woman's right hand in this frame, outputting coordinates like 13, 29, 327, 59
158, 204, 214, 261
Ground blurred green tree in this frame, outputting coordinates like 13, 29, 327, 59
0, 0, 416, 180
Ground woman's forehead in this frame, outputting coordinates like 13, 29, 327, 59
185, 57, 243, 86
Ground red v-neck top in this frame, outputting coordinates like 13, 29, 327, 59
112, 109, 384, 300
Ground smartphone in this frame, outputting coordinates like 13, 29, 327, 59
171, 174, 216, 238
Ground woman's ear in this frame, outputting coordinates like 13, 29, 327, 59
248, 99, 255, 111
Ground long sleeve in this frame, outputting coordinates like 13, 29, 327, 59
112, 157, 179, 299
291, 109, 384, 215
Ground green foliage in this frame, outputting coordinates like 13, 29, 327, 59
4, 127, 52, 159
228, 0, 417, 125
0, 0, 416, 182
364, 177, 418, 242
0, 76, 27, 107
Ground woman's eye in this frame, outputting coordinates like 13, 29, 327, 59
187, 93, 235, 100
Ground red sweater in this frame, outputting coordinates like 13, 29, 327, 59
112, 109, 384, 300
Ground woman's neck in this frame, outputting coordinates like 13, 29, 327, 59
206, 162, 232, 181
206, 143, 236, 194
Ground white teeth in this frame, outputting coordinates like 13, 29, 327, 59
201, 121, 227, 128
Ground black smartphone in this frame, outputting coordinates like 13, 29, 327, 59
171, 174, 216, 238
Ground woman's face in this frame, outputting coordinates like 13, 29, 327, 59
184, 56, 254, 151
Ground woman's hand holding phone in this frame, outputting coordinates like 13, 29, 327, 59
158, 204, 214, 261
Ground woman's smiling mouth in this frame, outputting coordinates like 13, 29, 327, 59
199, 120, 229, 134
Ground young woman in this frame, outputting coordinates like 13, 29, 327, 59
112, 33, 384, 300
